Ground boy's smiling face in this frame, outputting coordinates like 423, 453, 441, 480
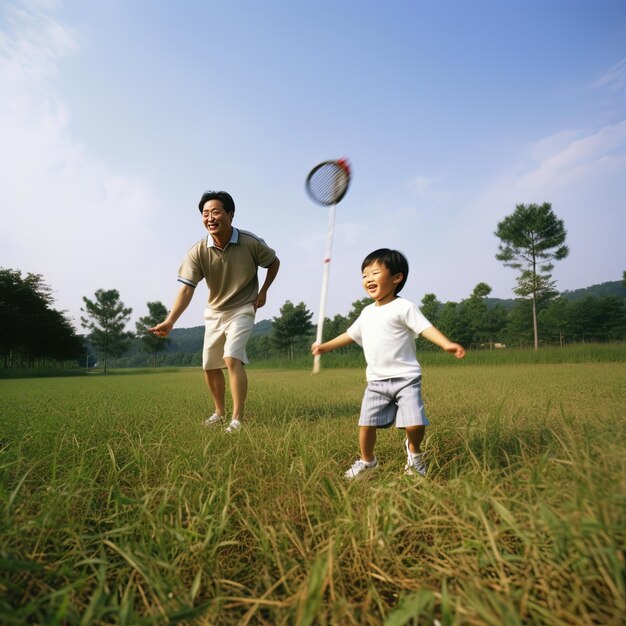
361, 260, 403, 306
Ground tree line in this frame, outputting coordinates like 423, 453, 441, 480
0, 269, 83, 368
0, 273, 172, 371
247, 201, 624, 360
3, 271, 624, 371
246, 280, 626, 363
80, 290, 170, 372
2, 203, 625, 370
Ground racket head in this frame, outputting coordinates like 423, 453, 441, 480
305, 158, 351, 206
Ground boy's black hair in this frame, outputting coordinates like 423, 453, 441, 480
198, 190, 235, 215
361, 248, 409, 295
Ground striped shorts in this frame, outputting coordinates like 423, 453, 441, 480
358, 376, 430, 429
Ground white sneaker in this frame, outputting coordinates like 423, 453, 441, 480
204, 413, 225, 426
224, 419, 242, 433
404, 438, 428, 477
344, 458, 378, 479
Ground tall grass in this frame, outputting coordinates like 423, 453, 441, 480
248, 342, 626, 371
1, 363, 625, 624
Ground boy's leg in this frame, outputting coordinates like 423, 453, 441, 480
359, 426, 377, 462
224, 357, 247, 422
204, 369, 226, 417
404, 425, 428, 477
405, 425, 425, 454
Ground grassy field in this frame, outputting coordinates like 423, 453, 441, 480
1, 360, 625, 625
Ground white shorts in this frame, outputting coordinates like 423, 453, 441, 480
202, 303, 255, 370
358, 376, 430, 429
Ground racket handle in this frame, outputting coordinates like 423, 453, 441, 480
312, 205, 335, 375
312, 318, 324, 374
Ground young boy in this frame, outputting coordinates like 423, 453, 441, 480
311, 248, 465, 478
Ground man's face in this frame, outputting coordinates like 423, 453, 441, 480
202, 199, 233, 240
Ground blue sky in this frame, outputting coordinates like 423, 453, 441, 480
1, 0, 625, 332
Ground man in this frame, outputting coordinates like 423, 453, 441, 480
150, 190, 280, 433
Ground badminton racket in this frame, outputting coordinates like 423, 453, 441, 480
306, 158, 351, 374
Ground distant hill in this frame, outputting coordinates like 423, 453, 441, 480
484, 297, 516, 311
485, 280, 625, 310
250, 319, 273, 335
560, 280, 626, 302
165, 326, 203, 353
166, 318, 273, 354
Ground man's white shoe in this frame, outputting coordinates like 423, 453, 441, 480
204, 413, 225, 426
344, 458, 378, 479
224, 419, 242, 433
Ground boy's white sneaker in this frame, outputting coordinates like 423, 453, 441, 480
404, 438, 428, 477
204, 413, 225, 426
224, 419, 242, 433
345, 458, 378, 479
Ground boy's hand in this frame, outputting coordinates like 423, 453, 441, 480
421, 327, 465, 358
445, 343, 465, 359
311, 342, 323, 356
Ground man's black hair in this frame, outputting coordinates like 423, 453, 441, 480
198, 191, 235, 215
361, 248, 409, 295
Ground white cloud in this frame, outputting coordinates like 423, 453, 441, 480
0, 2, 162, 328
408, 175, 433, 195
404, 174, 453, 217
592, 57, 626, 93
336, 220, 369, 245
464, 120, 626, 296
503, 120, 626, 199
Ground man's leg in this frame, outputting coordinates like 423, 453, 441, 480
202, 306, 227, 419
221, 305, 254, 424
204, 368, 226, 417
224, 357, 247, 422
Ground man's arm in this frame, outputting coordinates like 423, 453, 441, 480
149, 283, 195, 337
254, 257, 280, 310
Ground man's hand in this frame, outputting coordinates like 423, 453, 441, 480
253, 289, 267, 310
255, 258, 280, 310
149, 320, 174, 337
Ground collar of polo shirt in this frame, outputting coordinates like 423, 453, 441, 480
207, 227, 239, 249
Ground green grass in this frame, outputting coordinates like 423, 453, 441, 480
246, 342, 626, 372
1, 362, 625, 624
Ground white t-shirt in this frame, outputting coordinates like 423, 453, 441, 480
347, 298, 432, 381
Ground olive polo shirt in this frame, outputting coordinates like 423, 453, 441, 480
177, 228, 277, 311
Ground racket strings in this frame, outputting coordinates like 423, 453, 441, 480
307, 163, 350, 205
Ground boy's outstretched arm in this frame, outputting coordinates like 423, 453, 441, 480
421, 326, 466, 358
311, 332, 354, 356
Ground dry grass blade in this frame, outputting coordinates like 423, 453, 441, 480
0, 361, 624, 624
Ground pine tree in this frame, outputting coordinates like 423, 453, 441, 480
81, 289, 133, 373
495, 202, 568, 350
136, 301, 170, 367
